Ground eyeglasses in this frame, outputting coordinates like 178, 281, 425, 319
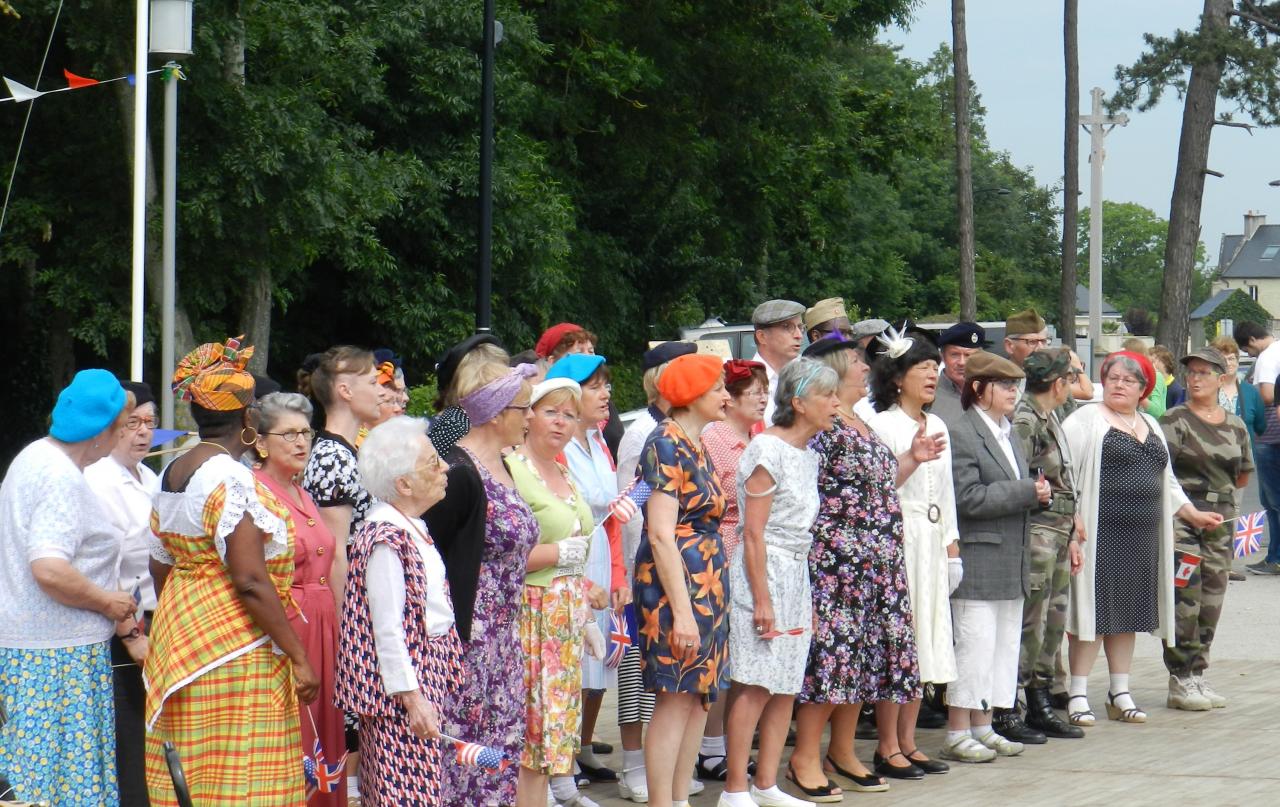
992, 379, 1020, 391
1009, 336, 1049, 348
537, 408, 580, 424
1185, 369, 1219, 379
1104, 374, 1141, 388
263, 428, 317, 443
770, 321, 804, 335
741, 388, 770, 399
126, 416, 159, 431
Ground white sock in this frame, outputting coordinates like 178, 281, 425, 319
719, 791, 756, 807
946, 728, 972, 745
972, 724, 996, 741
578, 748, 604, 768
347, 776, 360, 798
700, 735, 726, 758
550, 775, 578, 801
1068, 675, 1089, 698
622, 749, 645, 771
1109, 674, 1135, 710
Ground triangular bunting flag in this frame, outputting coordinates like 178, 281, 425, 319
4, 77, 43, 103
63, 69, 99, 89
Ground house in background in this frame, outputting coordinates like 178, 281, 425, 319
1073, 283, 1122, 338
1214, 211, 1280, 328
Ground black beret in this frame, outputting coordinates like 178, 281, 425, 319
434, 334, 504, 394
802, 335, 860, 359
937, 321, 989, 349
642, 341, 698, 371
119, 380, 155, 408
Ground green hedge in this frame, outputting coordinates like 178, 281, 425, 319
1203, 290, 1273, 342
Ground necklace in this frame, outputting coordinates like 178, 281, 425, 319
1107, 406, 1141, 434
1188, 402, 1224, 423
198, 440, 232, 456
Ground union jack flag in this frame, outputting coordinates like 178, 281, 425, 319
1234, 510, 1265, 559
448, 736, 510, 772
608, 479, 654, 525
303, 736, 343, 794
605, 609, 631, 668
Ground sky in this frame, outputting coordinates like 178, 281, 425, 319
883, 0, 1280, 270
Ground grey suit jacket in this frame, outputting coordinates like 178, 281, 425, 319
930, 376, 964, 427
949, 406, 1039, 600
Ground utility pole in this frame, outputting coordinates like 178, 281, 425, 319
1081, 87, 1127, 349
952, 0, 976, 322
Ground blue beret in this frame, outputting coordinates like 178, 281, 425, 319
50, 369, 127, 443
546, 353, 607, 384
937, 322, 989, 348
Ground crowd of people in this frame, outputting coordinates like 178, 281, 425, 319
0, 299, 1266, 807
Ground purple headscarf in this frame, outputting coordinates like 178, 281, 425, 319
459, 363, 538, 425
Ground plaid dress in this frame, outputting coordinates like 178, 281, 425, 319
143, 455, 303, 807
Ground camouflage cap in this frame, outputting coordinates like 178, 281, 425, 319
1023, 347, 1073, 386
1180, 346, 1228, 375
1006, 308, 1046, 336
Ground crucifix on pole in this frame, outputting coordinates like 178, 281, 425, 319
1081, 86, 1127, 350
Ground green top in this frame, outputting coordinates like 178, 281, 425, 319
507, 451, 595, 588
1144, 372, 1168, 418
1159, 405, 1254, 499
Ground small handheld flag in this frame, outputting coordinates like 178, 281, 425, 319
444, 734, 510, 773
1234, 510, 1265, 559
608, 479, 654, 525
605, 609, 631, 668
1174, 550, 1202, 589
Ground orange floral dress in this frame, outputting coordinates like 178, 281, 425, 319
631, 419, 728, 703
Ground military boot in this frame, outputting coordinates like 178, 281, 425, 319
1025, 686, 1084, 738
991, 705, 1046, 745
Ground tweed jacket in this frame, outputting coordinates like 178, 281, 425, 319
949, 406, 1039, 600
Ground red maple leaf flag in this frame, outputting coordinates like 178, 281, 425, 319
63, 69, 99, 89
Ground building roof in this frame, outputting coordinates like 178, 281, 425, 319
1219, 234, 1244, 273
1189, 288, 1235, 320
1074, 284, 1121, 316
1221, 224, 1280, 279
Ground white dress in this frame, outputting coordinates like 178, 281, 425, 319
728, 434, 819, 694
868, 406, 959, 684
563, 428, 619, 691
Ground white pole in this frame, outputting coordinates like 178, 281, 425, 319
161, 65, 178, 431
1087, 87, 1104, 349
130, 0, 149, 382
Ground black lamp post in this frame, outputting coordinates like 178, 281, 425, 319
476, 0, 496, 333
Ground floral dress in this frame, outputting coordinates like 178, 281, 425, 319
800, 416, 920, 704
632, 420, 729, 702
439, 449, 539, 807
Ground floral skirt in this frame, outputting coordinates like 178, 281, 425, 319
0, 642, 117, 806
519, 577, 588, 775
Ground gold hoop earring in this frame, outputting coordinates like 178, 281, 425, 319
257, 449, 269, 459
240, 427, 259, 446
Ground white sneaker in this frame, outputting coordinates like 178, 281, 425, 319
688, 776, 705, 796
717, 791, 758, 807
1194, 674, 1227, 708
558, 792, 602, 807
939, 734, 997, 763
618, 766, 649, 803
750, 783, 816, 806
548, 785, 561, 807
1167, 674, 1212, 711
974, 728, 1024, 757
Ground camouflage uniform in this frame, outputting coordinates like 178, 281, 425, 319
1159, 405, 1253, 675
1012, 395, 1077, 689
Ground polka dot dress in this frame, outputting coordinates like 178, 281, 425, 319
1094, 428, 1166, 634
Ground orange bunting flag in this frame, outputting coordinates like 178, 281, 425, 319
63, 69, 99, 89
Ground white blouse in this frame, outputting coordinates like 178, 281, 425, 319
85, 455, 160, 611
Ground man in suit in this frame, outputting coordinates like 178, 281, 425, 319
933, 322, 989, 426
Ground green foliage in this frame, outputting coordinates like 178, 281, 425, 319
1203, 289, 1273, 342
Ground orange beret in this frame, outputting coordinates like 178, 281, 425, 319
657, 353, 724, 407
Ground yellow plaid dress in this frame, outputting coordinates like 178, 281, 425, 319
142, 456, 303, 806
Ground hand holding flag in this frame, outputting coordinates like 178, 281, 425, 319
607, 479, 653, 525
443, 734, 510, 773
1234, 511, 1265, 559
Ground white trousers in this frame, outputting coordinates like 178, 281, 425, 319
949, 598, 1024, 711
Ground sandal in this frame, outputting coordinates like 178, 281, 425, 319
695, 753, 728, 781
786, 763, 844, 803
1105, 691, 1147, 723
901, 748, 950, 775
1067, 694, 1095, 727
824, 755, 889, 792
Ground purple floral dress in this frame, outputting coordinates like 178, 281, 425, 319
439, 449, 538, 806
799, 416, 921, 704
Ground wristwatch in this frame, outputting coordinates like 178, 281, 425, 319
120, 625, 142, 642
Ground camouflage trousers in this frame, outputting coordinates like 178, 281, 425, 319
1018, 517, 1073, 688
1163, 500, 1234, 676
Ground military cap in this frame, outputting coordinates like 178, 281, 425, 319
1023, 348, 1073, 386
804, 297, 847, 331
964, 350, 1025, 382
642, 341, 698, 371
1005, 308, 1047, 336
1180, 346, 1228, 375
752, 299, 806, 327
938, 321, 990, 349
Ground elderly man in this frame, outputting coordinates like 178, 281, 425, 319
1004, 309, 1050, 367
804, 297, 853, 343
931, 322, 988, 425
751, 299, 805, 425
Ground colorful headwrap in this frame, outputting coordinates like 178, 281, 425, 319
377, 361, 397, 386
172, 335, 256, 411
459, 363, 538, 425
723, 359, 766, 387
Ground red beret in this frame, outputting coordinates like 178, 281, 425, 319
658, 353, 724, 407
723, 359, 765, 387
535, 322, 584, 359
1109, 350, 1157, 400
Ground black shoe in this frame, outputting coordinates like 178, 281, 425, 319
991, 707, 1047, 745
856, 705, 879, 740
695, 753, 728, 781
1025, 686, 1085, 739
915, 701, 947, 729
575, 757, 618, 782
590, 740, 613, 755
902, 748, 950, 775
873, 751, 924, 780
1049, 690, 1070, 710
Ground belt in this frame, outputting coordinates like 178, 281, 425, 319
1047, 495, 1076, 516
765, 543, 809, 561
1190, 490, 1234, 504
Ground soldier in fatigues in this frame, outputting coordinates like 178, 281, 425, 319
1006, 349, 1086, 740
1159, 347, 1254, 710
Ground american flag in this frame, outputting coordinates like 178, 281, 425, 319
448, 736, 510, 772
608, 479, 654, 525
1234, 510, 1265, 559
605, 609, 631, 669
303, 753, 317, 790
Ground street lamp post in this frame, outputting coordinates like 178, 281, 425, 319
476, 0, 496, 334
150, 0, 192, 432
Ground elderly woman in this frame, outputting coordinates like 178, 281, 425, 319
632, 353, 731, 807
789, 338, 917, 798
424, 362, 540, 807
85, 380, 160, 805
336, 417, 461, 806
1160, 348, 1253, 710
1212, 336, 1266, 442
509, 378, 601, 807
0, 370, 135, 805
145, 339, 320, 805
1062, 351, 1223, 726
943, 353, 1051, 763
867, 330, 954, 780
251, 392, 346, 805
720, 359, 838, 807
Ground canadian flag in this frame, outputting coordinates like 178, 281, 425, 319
1174, 550, 1202, 589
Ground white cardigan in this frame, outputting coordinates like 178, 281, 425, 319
1062, 404, 1188, 642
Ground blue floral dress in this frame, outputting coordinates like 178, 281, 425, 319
632, 420, 729, 702
799, 416, 921, 704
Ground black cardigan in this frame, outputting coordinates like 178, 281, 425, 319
422, 446, 486, 642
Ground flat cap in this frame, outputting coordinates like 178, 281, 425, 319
752, 299, 806, 327
1180, 346, 1228, 375
964, 350, 1025, 382
851, 318, 890, 338
804, 297, 847, 331
938, 321, 989, 349
1023, 348, 1073, 386
643, 341, 698, 371
1005, 308, 1046, 336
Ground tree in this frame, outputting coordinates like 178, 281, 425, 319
1112, 0, 1280, 352
952, 0, 976, 321
1059, 0, 1079, 350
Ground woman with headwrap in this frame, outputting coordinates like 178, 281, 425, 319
0, 370, 134, 806
425, 362, 540, 807
144, 337, 319, 806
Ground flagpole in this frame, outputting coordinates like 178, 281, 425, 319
130, 0, 149, 382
